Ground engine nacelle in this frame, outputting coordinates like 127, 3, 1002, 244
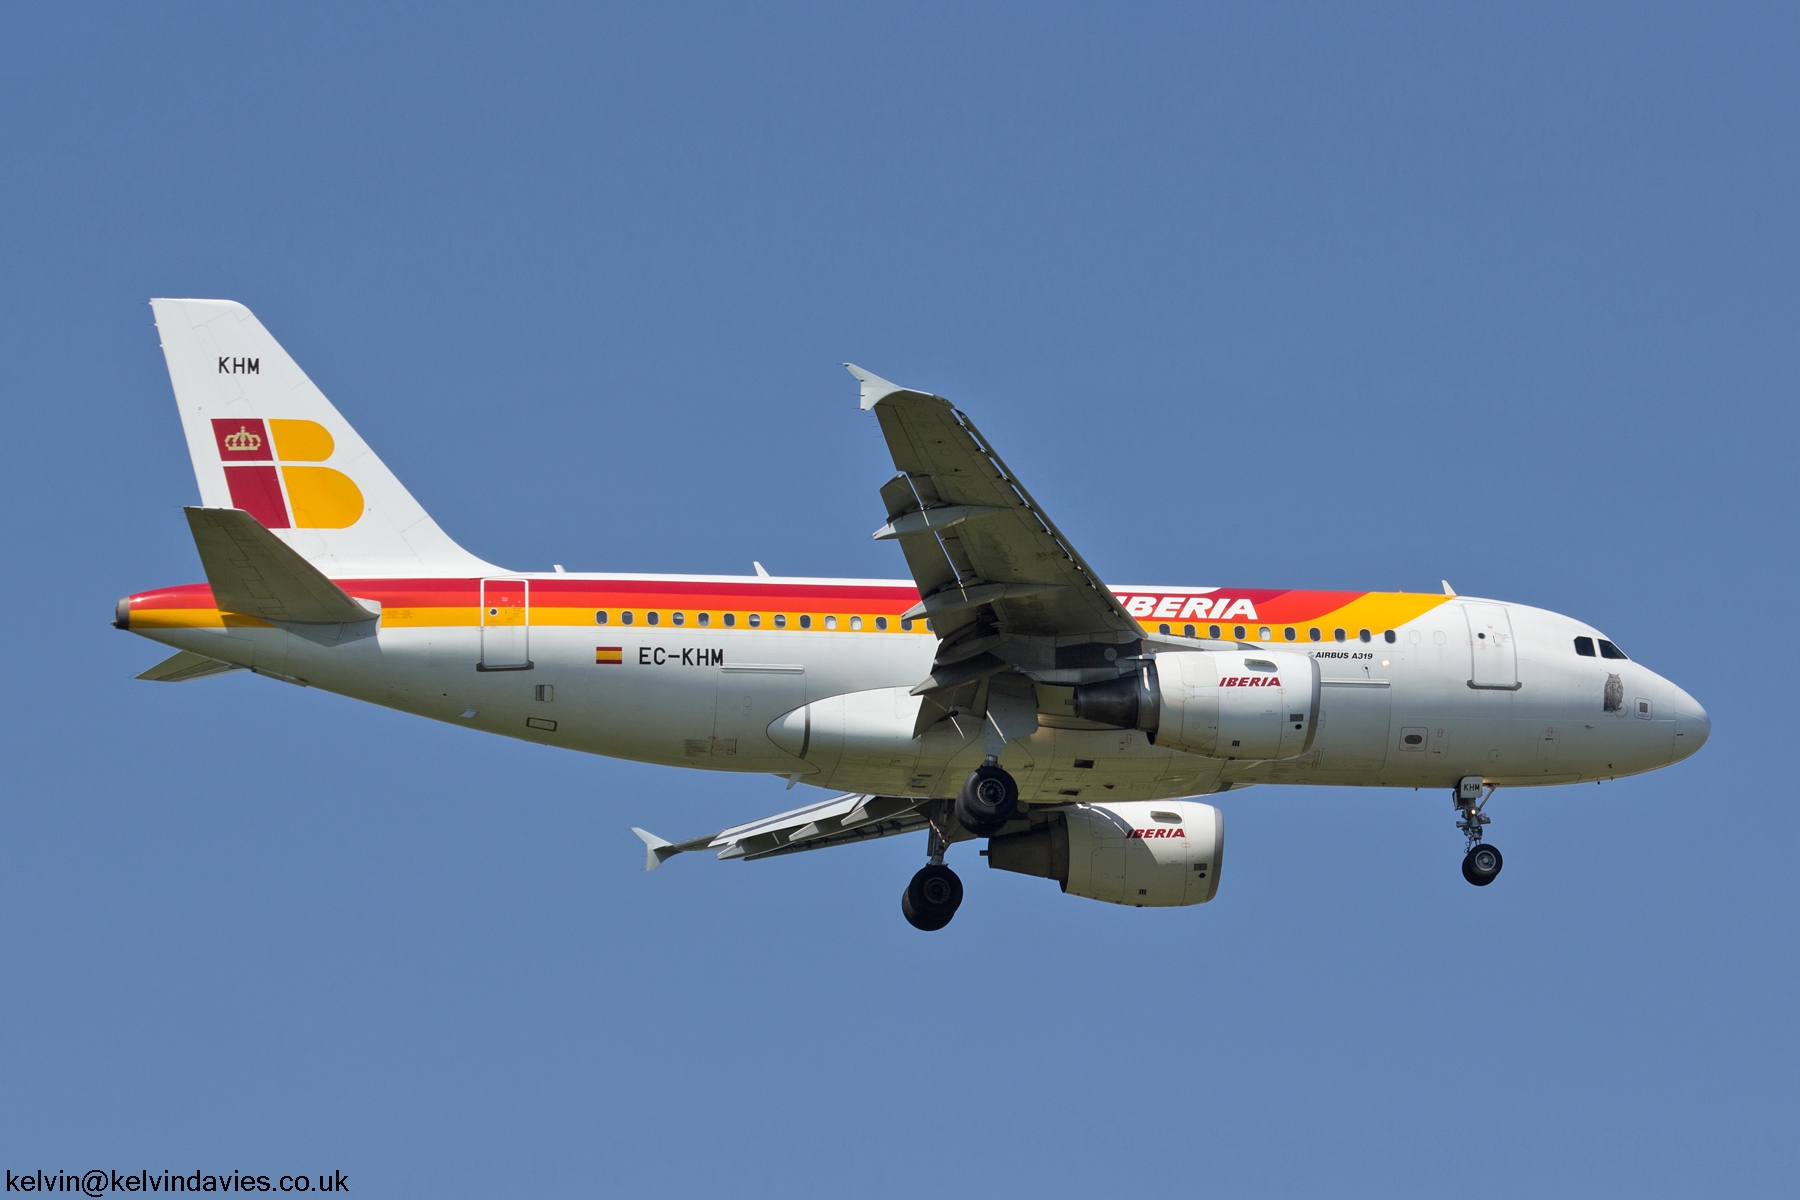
986, 800, 1223, 906
1073, 650, 1320, 760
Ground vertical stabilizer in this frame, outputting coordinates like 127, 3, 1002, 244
150, 299, 497, 577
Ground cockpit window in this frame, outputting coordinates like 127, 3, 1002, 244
1598, 639, 1629, 660
1574, 636, 1596, 657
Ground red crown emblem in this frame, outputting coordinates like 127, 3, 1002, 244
222, 425, 262, 453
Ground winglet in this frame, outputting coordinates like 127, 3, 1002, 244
632, 827, 677, 872
844, 363, 908, 411
1442, 580, 1457, 596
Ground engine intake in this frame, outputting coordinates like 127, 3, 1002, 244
1073, 650, 1320, 760
987, 800, 1223, 906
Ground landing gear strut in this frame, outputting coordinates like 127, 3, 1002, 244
902, 814, 964, 931
955, 758, 1018, 836
1455, 776, 1503, 887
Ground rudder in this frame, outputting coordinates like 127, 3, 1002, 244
150, 299, 496, 577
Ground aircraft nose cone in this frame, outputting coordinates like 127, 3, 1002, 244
1672, 690, 1710, 761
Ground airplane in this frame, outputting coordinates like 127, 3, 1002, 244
116, 299, 1710, 930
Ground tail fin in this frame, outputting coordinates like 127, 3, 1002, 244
150, 299, 497, 577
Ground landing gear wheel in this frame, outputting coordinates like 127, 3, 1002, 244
901, 864, 964, 931
1461, 843, 1504, 887
955, 764, 1019, 836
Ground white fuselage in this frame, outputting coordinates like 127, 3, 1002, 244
126, 576, 1709, 804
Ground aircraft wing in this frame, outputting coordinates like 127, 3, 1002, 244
632, 792, 947, 870
849, 365, 1150, 730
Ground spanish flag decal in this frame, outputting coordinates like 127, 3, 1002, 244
596, 646, 623, 664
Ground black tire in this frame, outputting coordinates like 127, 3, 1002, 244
955, 764, 1019, 836
901, 864, 963, 931
1461, 843, 1504, 887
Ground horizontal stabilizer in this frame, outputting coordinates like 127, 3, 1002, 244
136, 650, 244, 682
185, 507, 377, 625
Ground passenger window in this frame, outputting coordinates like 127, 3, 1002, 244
748, 614, 761, 628
901, 618, 913, 631
825, 615, 839, 630
1334, 628, 1346, 642
798, 615, 811, 629
595, 610, 608, 625
1259, 626, 1271, 641
774, 614, 787, 629
1384, 630, 1396, 644
1599, 639, 1628, 660
672, 612, 685, 626
875, 616, 888, 631
1183, 624, 1196, 638
697, 612, 710, 627
1309, 628, 1321, 642
621, 611, 634, 625
1233, 625, 1246, 640
846, 616, 858, 631
1158, 623, 1170, 635
1284, 627, 1296, 641
723, 613, 735, 627
1358, 629, 1370, 643
1574, 636, 1596, 657
1208, 624, 1220, 639
647, 611, 659, 626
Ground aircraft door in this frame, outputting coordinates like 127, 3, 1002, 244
480, 579, 532, 670
1463, 602, 1518, 689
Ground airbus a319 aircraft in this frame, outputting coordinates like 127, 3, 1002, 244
118, 300, 1710, 930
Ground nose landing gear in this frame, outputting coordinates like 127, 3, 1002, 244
1462, 842, 1503, 886
1455, 775, 1503, 887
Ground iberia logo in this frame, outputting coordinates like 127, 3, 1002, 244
210, 418, 364, 530
222, 426, 262, 453
1127, 826, 1186, 839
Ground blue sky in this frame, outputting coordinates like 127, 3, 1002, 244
2, 3, 1794, 1196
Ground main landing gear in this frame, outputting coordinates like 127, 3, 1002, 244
956, 758, 1019, 836
900, 761, 1021, 931
1455, 775, 1504, 887
902, 818, 965, 932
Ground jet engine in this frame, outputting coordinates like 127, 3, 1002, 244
1072, 650, 1320, 760
985, 799, 1223, 906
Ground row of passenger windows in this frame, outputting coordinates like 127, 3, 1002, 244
1574, 636, 1629, 660
1155, 622, 1399, 645
594, 611, 928, 632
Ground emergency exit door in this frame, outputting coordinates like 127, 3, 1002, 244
479, 579, 532, 670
